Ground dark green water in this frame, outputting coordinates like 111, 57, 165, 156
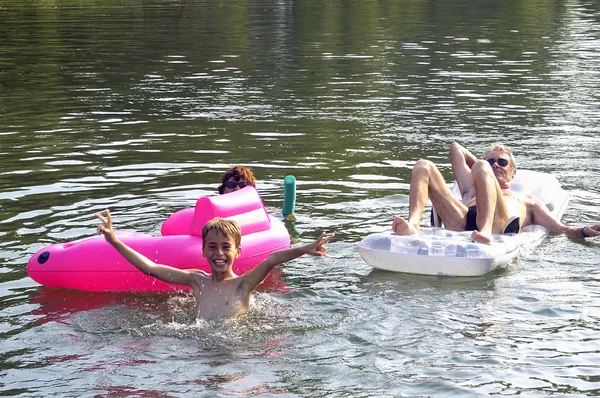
1, 1, 600, 396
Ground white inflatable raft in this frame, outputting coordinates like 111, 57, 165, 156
358, 170, 569, 277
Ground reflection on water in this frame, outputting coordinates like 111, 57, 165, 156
2, 0, 600, 396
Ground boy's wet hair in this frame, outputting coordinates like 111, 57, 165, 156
482, 143, 517, 169
201, 218, 242, 248
218, 166, 257, 194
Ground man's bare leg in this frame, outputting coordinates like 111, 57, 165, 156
392, 160, 430, 235
393, 159, 467, 235
470, 161, 508, 243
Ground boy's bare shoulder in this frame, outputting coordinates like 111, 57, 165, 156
187, 269, 211, 283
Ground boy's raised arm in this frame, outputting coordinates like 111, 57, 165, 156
241, 232, 334, 291
96, 209, 199, 287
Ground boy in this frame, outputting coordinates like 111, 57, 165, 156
96, 210, 333, 319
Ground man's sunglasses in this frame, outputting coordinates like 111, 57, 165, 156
224, 181, 249, 189
486, 158, 509, 167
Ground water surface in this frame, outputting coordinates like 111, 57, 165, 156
1, 1, 600, 396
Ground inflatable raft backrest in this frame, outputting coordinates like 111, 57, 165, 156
188, 186, 271, 237
509, 170, 561, 210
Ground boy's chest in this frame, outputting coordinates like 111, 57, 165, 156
194, 279, 250, 318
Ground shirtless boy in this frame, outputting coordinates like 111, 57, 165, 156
392, 142, 600, 243
96, 210, 333, 319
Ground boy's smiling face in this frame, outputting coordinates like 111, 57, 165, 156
202, 229, 241, 274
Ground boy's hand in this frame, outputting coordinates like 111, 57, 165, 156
308, 232, 334, 256
95, 209, 117, 243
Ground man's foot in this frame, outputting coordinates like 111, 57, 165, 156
471, 230, 492, 244
392, 217, 419, 235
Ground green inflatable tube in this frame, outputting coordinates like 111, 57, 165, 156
282, 175, 296, 217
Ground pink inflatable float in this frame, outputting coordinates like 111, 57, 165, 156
26, 186, 291, 293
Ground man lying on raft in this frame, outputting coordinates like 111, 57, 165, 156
392, 142, 600, 243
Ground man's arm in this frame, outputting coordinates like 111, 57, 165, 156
527, 198, 600, 238
240, 232, 333, 292
450, 142, 478, 169
450, 142, 478, 197
96, 210, 202, 286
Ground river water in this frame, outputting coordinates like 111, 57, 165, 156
2, 1, 600, 396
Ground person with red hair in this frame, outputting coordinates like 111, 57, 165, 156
218, 165, 257, 194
